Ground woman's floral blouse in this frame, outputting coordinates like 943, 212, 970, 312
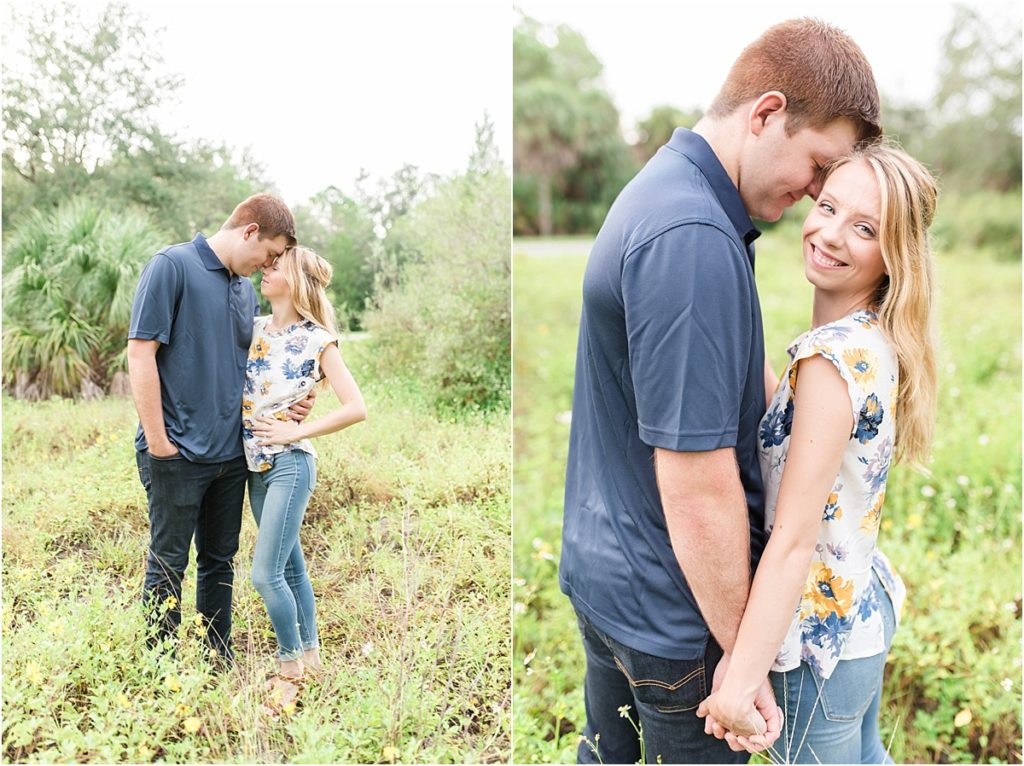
761, 309, 907, 680
242, 316, 335, 472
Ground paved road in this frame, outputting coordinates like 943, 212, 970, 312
513, 237, 595, 257
339, 332, 370, 342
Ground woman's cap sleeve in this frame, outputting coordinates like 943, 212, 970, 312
791, 329, 870, 439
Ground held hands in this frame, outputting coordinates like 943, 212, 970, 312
695, 655, 783, 754
253, 415, 302, 446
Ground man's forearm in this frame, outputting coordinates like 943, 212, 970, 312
656, 449, 751, 654
665, 494, 750, 653
127, 344, 172, 452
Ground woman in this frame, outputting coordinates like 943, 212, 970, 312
697, 143, 938, 763
242, 245, 367, 711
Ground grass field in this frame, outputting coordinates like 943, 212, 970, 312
2, 341, 511, 763
512, 223, 1022, 764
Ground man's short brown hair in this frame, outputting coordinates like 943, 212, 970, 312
707, 18, 881, 143
222, 194, 297, 246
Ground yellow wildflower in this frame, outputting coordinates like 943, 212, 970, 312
164, 675, 182, 693
182, 717, 202, 734
382, 745, 399, 762
25, 661, 44, 685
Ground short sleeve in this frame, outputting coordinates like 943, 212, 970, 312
128, 253, 181, 344
311, 328, 338, 382
791, 330, 872, 440
623, 223, 754, 452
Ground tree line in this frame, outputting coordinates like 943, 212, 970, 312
2, 1, 509, 411
513, 4, 1023, 246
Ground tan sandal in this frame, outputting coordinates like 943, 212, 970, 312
261, 673, 304, 716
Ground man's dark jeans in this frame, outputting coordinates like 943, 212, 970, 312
575, 609, 748, 765
136, 451, 248, 661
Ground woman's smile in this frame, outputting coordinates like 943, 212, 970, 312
808, 243, 849, 269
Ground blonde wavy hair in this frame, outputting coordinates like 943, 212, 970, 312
275, 245, 337, 336
823, 142, 938, 466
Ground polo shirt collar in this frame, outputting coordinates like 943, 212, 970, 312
666, 128, 761, 248
193, 232, 229, 272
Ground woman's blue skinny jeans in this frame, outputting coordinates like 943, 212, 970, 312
248, 449, 320, 661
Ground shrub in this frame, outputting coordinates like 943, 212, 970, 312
931, 189, 1022, 260
2, 196, 168, 398
364, 158, 510, 413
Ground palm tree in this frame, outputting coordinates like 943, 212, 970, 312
3, 196, 167, 398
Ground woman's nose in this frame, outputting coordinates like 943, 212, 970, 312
819, 217, 843, 247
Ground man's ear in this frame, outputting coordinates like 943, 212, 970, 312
242, 223, 260, 240
748, 91, 788, 137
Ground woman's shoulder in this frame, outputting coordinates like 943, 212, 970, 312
292, 319, 337, 351
789, 310, 897, 406
795, 310, 890, 357
307, 319, 337, 340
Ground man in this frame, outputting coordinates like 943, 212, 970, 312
559, 19, 881, 763
127, 194, 297, 662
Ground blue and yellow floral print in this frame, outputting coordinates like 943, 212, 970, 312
242, 316, 336, 472
760, 309, 906, 680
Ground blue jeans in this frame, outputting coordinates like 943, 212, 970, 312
574, 608, 748, 764
136, 451, 248, 661
247, 449, 320, 661
769, 575, 897, 764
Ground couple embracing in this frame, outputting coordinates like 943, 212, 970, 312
560, 18, 937, 765
127, 194, 366, 712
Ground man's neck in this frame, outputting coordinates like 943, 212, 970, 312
204, 230, 235, 274
692, 116, 743, 189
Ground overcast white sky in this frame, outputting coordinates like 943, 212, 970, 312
516, 1, 1020, 140
7, 0, 512, 207
6, 1, 1019, 207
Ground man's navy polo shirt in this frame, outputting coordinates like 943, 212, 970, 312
560, 128, 769, 660
128, 233, 258, 463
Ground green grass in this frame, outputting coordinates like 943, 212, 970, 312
511, 225, 1022, 764
2, 341, 511, 763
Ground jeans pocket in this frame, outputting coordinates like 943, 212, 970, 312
815, 650, 886, 722
304, 453, 317, 494
136, 451, 152, 491
146, 453, 198, 506
603, 634, 706, 713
